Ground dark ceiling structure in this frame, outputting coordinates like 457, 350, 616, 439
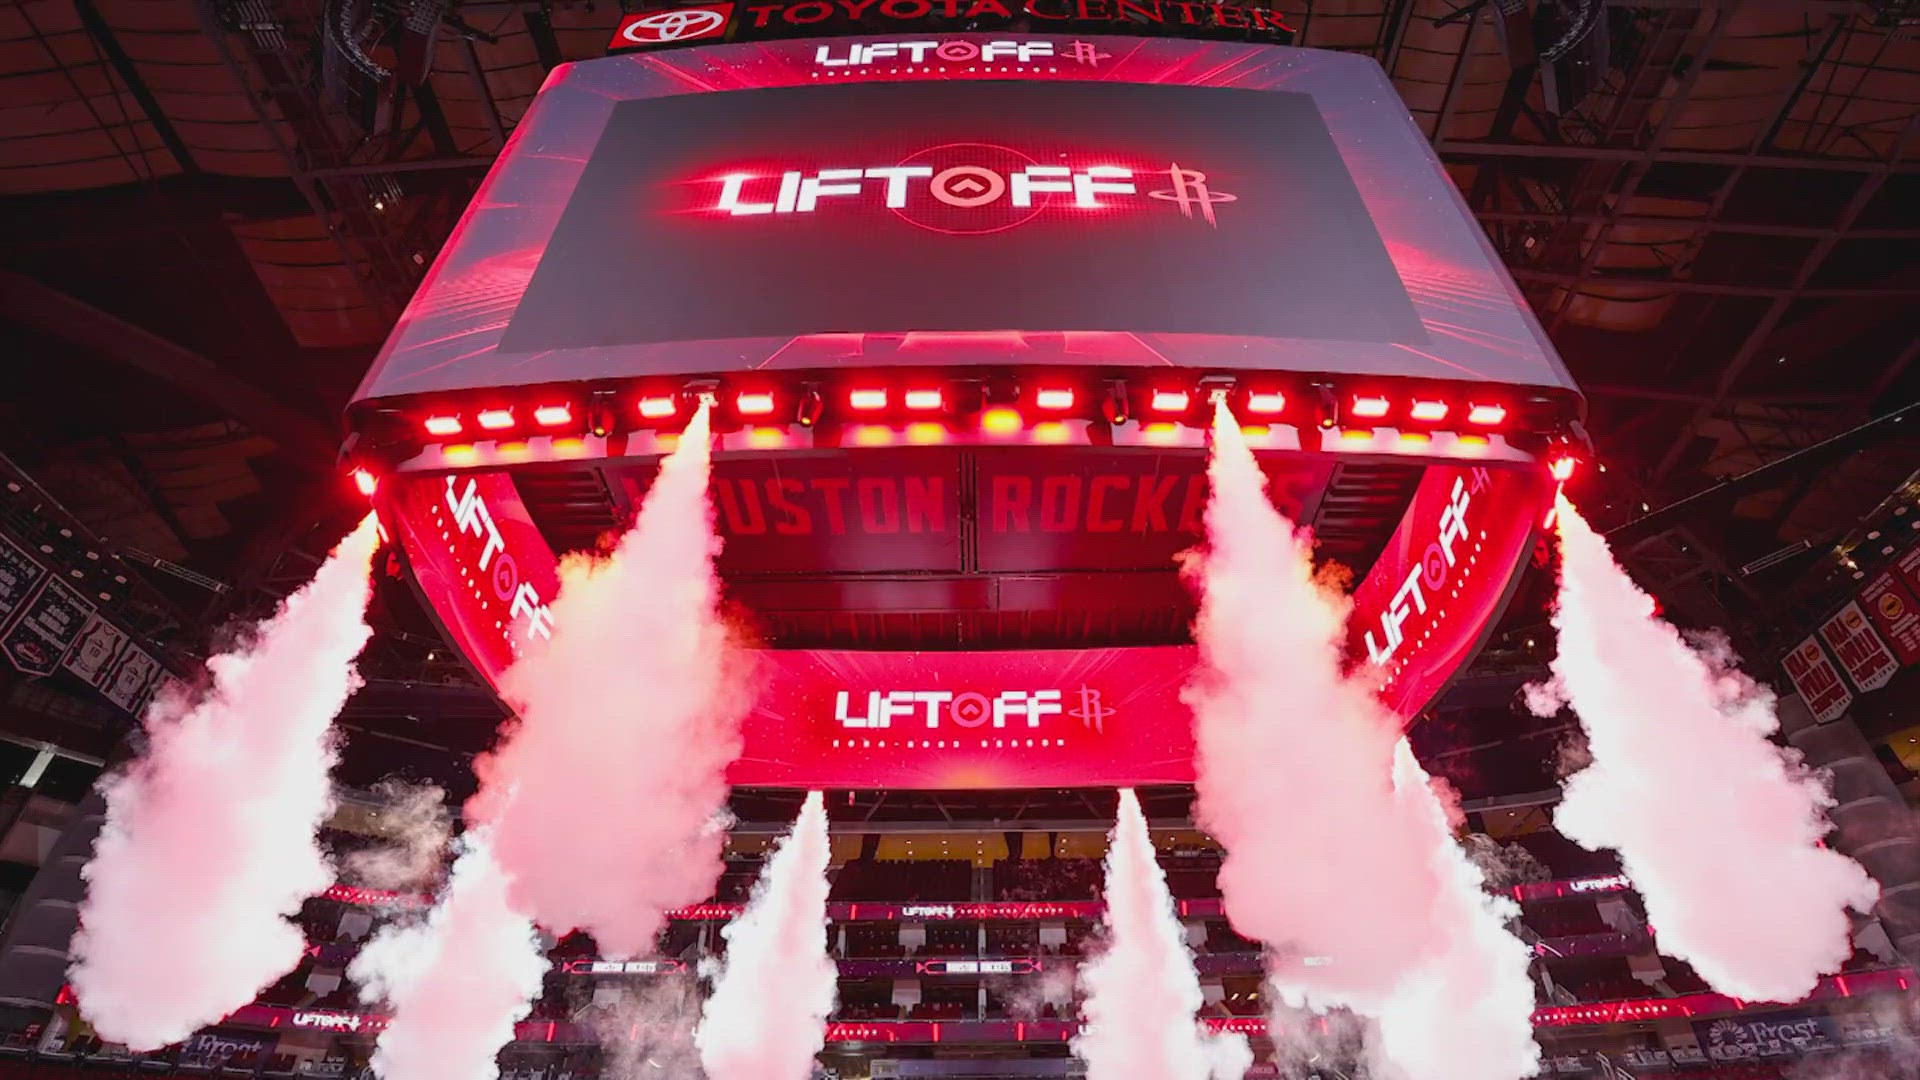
1, 0, 1916, 816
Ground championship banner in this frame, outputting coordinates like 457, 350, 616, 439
1780, 636, 1850, 723
1818, 601, 1899, 693
0, 578, 93, 676
1859, 566, 1920, 666
0, 535, 48, 624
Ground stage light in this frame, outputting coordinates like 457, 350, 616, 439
476, 408, 515, 431
1246, 391, 1286, 415
797, 388, 824, 427
423, 415, 463, 437
1409, 400, 1449, 422
1549, 456, 1578, 481
736, 391, 776, 416
1349, 395, 1391, 419
1102, 385, 1129, 425
1151, 389, 1190, 413
351, 469, 378, 497
533, 404, 573, 427
904, 388, 944, 411
1034, 388, 1075, 411
639, 395, 678, 420
1467, 403, 1507, 426
849, 388, 889, 411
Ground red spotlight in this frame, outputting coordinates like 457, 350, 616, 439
1034, 388, 1075, 411
1245, 391, 1286, 415
1349, 395, 1391, 419
1467, 403, 1508, 426
351, 468, 378, 497
638, 395, 678, 420
736, 392, 776, 416
904, 388, 944, 411
423, 415, 463, 437
476, 408, 515, 431
849, 388, 889, 412
1549, 456, 1578, 481
1409, 400, 1449, 422
533, 404, 573, 427
1151, 389, 1190, 413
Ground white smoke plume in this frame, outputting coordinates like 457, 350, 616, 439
350, 827, 547, 1080
584, 975, 706, 1080
1073, 788, 1251, 1080
1540, 494, 1877, 1002
696, 790, 836, 1080
469, 401, 750, 957
1185, 402, 1539, 1080
344, 780, 453, 892
71, 515, 381, 1050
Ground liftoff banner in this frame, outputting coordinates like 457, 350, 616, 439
379, 460, 1548, 789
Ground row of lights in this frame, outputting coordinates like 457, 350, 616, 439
409, 383, 1516, 440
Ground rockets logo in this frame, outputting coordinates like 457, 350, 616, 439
710, 149, 1235, 234
1068, 686, 1114, 733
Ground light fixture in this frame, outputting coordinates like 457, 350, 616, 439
639, 395, 678, 420
1034, 388, 1075, 411
423, 415, 463, 437
904, 388, 944, 411
351, 469, 378, 497
476, 408, 515, 431
1246, 391, 1286, 415
1409, 400, 1449, 422
1349, 395, 1391, 419
1151, 389, 1190, 413
1466, 403, 1507, 426
533, 404, 573, 427
849, 388, 889, 411
736, 392, 776, 416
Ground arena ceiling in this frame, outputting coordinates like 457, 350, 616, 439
1, 0, 1916, 818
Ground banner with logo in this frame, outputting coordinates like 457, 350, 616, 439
608, 0, 1298, 55
1781, 635, 1851, 722
354, 37, 1576, 403
1818, 601, 1899, 693
1859, 566, 1920, 666
61, 613, 128, 685
1692, 1011, 1844, 1061
386, 458, 1544, 788
1, 578, 93, 676
0, 535, 47, 623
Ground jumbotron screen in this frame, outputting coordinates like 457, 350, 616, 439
353, 35, 1573, 399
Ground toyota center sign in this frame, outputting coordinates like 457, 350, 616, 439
609, 0, 1296, 52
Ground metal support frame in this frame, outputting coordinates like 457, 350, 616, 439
1650, 110, 1920, 480
70, 0, 200, 176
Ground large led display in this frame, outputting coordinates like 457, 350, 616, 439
352, 35, 1574, 402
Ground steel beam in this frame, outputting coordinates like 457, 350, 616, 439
0, 273, 339, 469
1509, 269, 1920, 298
1435, 139, 1920, 173
70, 0, 199, 176
1650, 110, 1920, 481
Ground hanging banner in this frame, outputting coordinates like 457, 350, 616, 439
1859, 567, 1920, 667
104, 647, 162, 712
61, 613, 130, 686
1, 578, 93, 676
1818, 601, 1899, 693
1780, 636, 1851, 723
1692, 1011, 1844, 1061
0, 536, 48, 624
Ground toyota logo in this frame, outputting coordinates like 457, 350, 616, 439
615, 4, 731, 45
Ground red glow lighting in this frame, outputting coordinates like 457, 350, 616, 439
849, 388, 889, 411
1151, 389, 1190, 413
423, 415, 463, 437
639, 395, 678, 420
351, 469, 377, 497
1409, 400, 1449, 422
1467, 403, 1507, 426
1034, 388, 1075, 411
736, 392, 776, 416
1246, 391, 1286, 414
1349, 395, 1391, 419
533, 404, 573, 427
1549, 456, 1578, 481
476, 408, 515, 431
904, 388, 944, 411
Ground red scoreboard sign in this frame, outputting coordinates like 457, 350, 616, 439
379, 459, 1548, 789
